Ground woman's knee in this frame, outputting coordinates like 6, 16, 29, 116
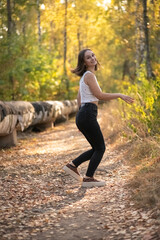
97, 144, 106, 154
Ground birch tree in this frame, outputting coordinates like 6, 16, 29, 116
37, 0, 41, 48
7, 0, 15, 100
63, 0, 70, 97
142, 0, 154, 79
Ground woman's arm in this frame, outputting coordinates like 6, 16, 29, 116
84, 73, 134, 104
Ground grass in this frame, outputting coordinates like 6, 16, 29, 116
101, 102, 160, 210
129, 157, 160, 209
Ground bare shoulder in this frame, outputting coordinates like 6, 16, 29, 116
84, 72, 96, 85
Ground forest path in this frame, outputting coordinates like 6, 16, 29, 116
0, 108, 159, 240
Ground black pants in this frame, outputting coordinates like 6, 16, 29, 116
72, 103, 106, 177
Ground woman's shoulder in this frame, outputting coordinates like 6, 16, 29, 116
83, 71, 97, 85
83, 71, 95, 78
80, 71, 93, 81
84, 71, 96, 80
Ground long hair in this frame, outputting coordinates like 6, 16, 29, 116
71, 49, 99, 77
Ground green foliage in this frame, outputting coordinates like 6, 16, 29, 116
119, 65, 160, 136
0, 0, 159, 133
0, 35, 63, 100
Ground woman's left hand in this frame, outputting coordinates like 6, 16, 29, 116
120, 94, 134, 104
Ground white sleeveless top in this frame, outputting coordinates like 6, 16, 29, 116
80, 71, 101, 104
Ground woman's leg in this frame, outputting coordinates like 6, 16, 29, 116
73, 105, 105, 176
72, 148, 94, 167
80, 119, 105, 177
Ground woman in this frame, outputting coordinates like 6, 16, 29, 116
63, 48, 134, 187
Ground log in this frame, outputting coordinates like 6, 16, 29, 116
0, 100, 78, 149
31, 101, 54, 126
31, 120, 54, 132
0, 101, 17, 137
7, 101, 35, 131
0, 129, 17, 148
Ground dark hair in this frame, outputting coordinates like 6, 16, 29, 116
71, 48, 99, 77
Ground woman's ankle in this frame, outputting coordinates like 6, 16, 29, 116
70, 162, 76, 167
85, 175, 93, 179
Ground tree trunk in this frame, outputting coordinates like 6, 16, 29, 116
64, 0, 67, 76
63, 0, 70, 97
157, 30, 160, 59
7, 0, 12, 37
135, 0, 140, 72
135, 0, 145, 75
37, 0, 41, 48
142, 0, 154, 79
7, 0, 15, 100
122, 60, 134, 82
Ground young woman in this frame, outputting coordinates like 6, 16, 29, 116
63, 48, 134, 187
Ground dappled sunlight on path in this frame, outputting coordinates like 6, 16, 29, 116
0, 109, 160, 240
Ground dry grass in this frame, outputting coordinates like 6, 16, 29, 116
125, 139, 160, 209
101, 102, 160, 210
128, 156, 160, 209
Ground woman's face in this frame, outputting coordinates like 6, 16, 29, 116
84, 50, 97, 68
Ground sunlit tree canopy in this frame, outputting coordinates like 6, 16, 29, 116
0, 0, 159, 101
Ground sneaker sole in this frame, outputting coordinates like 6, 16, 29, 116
82, 181, 106, 188
63, 166, 82, 181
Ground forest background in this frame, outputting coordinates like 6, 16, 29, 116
0, 0, 160, 135
0, 0, 160, 207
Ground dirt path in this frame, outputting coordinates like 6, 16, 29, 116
0, 109, 159, 240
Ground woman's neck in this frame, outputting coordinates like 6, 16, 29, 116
86, 67, 95, 74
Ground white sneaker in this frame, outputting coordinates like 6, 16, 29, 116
82, 177, 106, 188
63, 163, 82, 181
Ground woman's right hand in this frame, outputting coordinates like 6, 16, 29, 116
120, 94, 134, 104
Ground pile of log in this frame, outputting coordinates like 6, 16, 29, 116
0, 100, 78, 149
